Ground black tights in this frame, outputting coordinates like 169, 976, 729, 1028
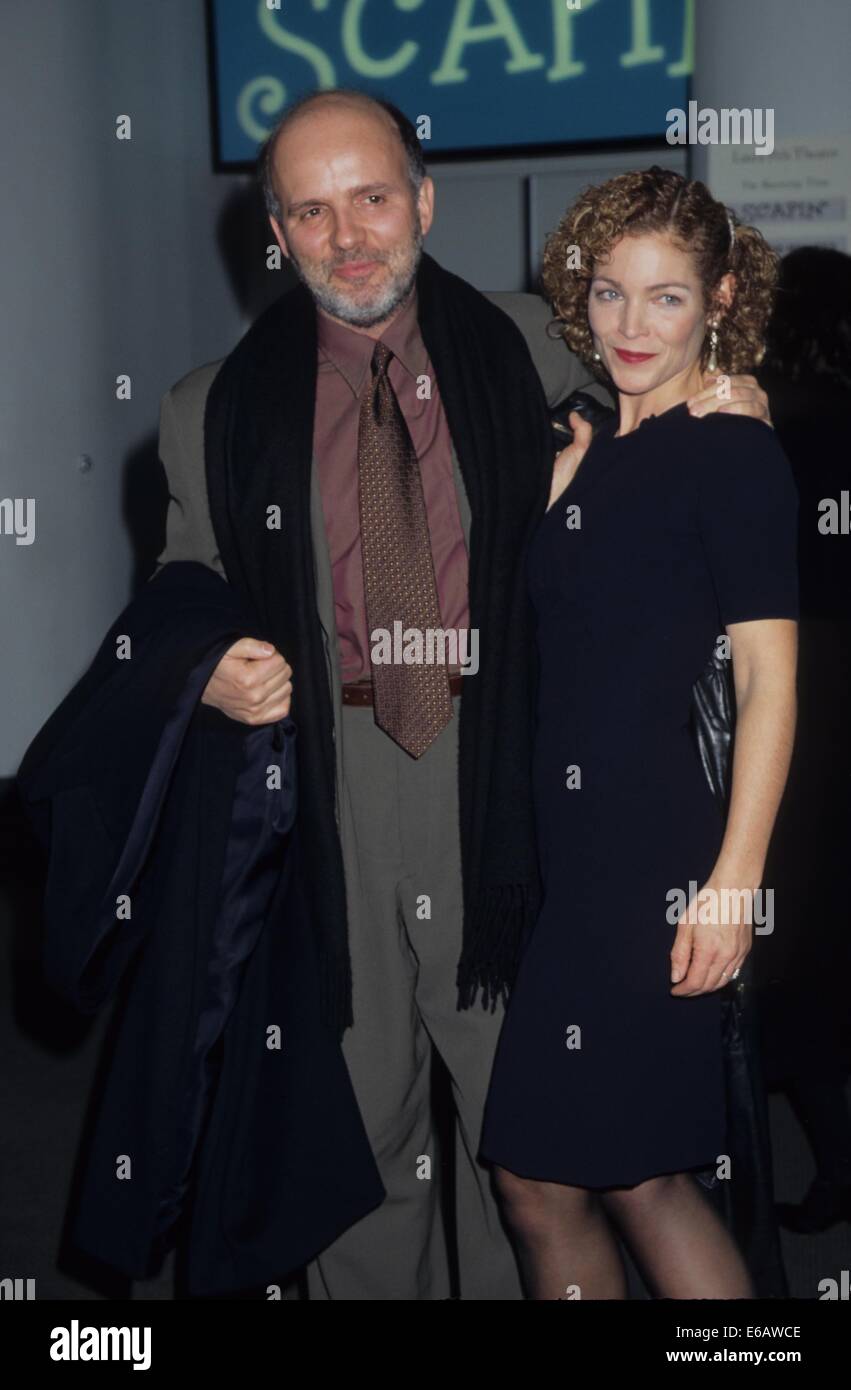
494, 1165, 754, 1300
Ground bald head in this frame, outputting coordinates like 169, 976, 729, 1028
260, 89, 425, 224
259, 88, 434, 331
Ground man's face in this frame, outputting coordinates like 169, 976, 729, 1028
269, 103, 434, 330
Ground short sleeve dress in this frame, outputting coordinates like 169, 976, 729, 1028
479, 401, 799, 1188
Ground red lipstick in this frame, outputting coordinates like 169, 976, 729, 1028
613, 348, 657, 363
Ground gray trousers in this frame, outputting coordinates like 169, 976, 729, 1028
304, 692, 524, 1300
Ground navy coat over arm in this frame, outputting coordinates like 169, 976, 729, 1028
16, 560, 385, 1296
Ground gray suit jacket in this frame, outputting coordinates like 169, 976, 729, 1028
153, 291, 609, 578
153, 292, 611, 818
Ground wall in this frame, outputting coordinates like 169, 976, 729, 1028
1, 0, 684, 774
692, 0, 851, 177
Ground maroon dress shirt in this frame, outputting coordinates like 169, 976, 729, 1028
312, 288, 470, 683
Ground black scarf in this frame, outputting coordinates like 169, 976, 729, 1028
204, 251, 552, 1037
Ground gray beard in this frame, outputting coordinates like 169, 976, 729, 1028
288, 226, 423, 328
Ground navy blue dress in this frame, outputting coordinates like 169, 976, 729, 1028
479, 402, 799, 1189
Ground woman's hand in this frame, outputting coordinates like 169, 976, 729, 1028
671, 619, 796, 997
547, 411, 594, 511
669, 875, 755, 996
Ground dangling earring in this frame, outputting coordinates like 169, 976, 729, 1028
707, 320, 720, 374
592, 350, 601, 361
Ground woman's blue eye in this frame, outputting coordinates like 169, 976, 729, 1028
593, 289, 683, 304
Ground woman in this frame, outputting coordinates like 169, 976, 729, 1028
478, 167, 799, 1299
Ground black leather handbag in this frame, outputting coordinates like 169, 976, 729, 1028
688, 646, 787, 1295
550, 392, 788, 1295
549, 388, 614, 451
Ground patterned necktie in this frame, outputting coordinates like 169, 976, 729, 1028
357, 340, 453, 758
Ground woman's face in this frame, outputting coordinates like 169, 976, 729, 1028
587, 232, 722, 395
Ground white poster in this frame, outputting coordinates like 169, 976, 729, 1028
706, 135, 851, 254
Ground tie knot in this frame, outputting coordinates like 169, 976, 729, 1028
371, 341, 393, 378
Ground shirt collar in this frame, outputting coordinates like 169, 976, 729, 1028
316, 286, 428, 397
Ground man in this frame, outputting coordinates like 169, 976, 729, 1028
155, 88, 770, 1299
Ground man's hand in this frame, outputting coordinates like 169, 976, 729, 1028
687, 373, 773, 426
201, 637, 293, 725
547, 411, 594, 511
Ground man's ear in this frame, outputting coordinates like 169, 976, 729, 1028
269, 215, 291, 261
417, 176, 435, 238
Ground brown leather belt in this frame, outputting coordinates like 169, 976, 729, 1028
342, 671, 465, 706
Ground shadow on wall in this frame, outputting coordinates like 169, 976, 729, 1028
757, 246, 851, 1232
124, 181, 299, 596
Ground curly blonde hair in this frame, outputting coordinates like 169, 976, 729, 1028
541, 165, 779, 377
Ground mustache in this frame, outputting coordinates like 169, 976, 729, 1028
326, 250, 390, 269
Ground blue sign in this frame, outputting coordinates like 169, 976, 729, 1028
209, 0, 693, 165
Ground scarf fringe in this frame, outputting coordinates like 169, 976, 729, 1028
455, 883, 536, 1013
319, 884, 535, 1033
